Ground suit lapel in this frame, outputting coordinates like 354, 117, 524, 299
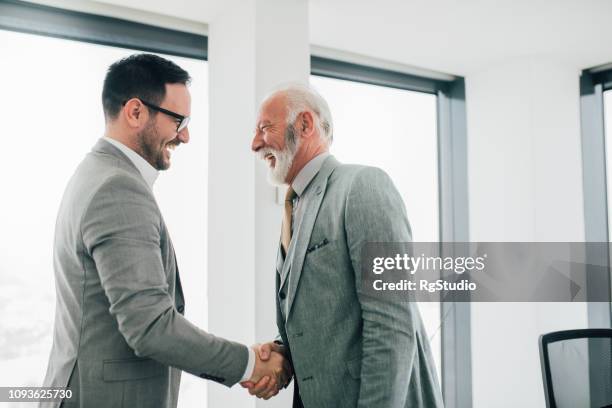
276, 241, 285, 276
279, 230, 297, 285
282, 156, 339, 321
173, 251, 185, 313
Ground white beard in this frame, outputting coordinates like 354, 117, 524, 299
258, 145, 296, 186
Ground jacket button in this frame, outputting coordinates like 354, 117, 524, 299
177, 305, 185, 313
279, 291, 286, 300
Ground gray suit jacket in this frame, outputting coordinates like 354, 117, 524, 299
42, 139, 247, 408
276, 155, 444, 408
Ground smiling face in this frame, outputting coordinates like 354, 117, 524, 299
138, 83, 191, 170
251, 94, 299, 185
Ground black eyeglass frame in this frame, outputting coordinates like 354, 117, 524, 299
123, 98, 190, 132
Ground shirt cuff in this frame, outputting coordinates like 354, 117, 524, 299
240, 347, 256, 382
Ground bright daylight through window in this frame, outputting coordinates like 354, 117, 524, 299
0, 29, 208, 408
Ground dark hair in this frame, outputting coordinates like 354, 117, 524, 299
102, 53, 191, 120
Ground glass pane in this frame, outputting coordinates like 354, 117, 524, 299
605, 90, 612, 244
0, 29, 208, 407
311, 75, 442, 380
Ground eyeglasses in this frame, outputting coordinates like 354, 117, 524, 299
125, 98, 190, 132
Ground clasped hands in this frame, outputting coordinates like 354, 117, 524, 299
240, 342, 292, 400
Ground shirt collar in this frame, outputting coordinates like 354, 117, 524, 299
291, 152, 330, 197
103, 137, 159, 189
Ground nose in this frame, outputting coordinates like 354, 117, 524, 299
178, 127, 190, 144
251, 130, 263, 152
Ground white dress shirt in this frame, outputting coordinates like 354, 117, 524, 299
101, 137, 256, 382
103, 137, 159, 189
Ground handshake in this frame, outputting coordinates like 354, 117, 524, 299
240, 342, 293, 400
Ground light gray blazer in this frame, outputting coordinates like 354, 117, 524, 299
41, 139, 247, 408
276, 155, 444, 408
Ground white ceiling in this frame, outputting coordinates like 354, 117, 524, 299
93, 0, 612, 76
309, 0, 612, 75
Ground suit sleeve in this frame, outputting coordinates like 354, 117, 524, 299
81, 174, 248, 387
344, 167, 418, 408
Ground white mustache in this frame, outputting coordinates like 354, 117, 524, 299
257, 148, 279, 161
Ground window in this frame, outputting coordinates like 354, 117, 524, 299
580, 68, 612, 328
580, 68, 612, 408
311, 75, 441, 377
310, 57, 471, 407
0, 28, 208, 407
605, 90, 612, 243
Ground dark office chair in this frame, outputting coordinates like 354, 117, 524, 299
539, 329, 612, 408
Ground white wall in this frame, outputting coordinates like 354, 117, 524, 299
466, 57, 589, 408
208, 1, 308, 407
207, 4, 257, 407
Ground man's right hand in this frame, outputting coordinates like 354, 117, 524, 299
241, 343, 292, 400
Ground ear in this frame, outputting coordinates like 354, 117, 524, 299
123, 98, 148, 129
299, 111, 316, 138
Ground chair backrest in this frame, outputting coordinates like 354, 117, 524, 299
539, 328, 612, 408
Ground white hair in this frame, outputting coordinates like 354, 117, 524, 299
264, 82, 334, 145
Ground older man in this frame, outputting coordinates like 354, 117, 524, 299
42, 54, 289, 408
244, 84, 444, 407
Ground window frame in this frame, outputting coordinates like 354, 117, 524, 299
311, 56, 472, 408
579, 68, 612, 329
0, 0, 207, 60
